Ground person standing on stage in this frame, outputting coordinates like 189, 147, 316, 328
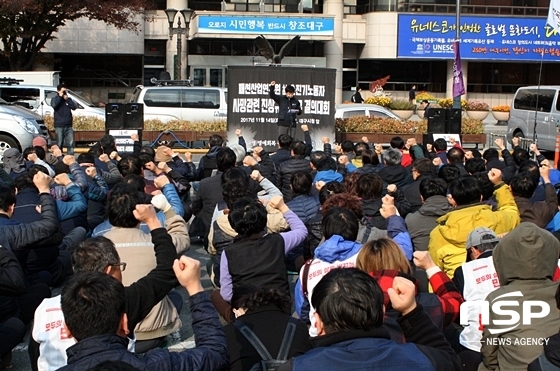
269, 81, 302, 138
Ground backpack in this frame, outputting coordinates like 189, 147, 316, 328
233, 317, 298, 371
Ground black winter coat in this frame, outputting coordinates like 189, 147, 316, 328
0, 193, 62, 271
0, 248, 27, 322
276, 156, 312, 202
57, 291, 228, 371
269, 85, 302, 127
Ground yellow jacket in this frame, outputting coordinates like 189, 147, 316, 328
428, 184, 520, 278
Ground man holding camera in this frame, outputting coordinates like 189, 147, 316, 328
51, 84, 77, 155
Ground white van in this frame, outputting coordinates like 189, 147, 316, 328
507, 86, 560, 151
131, 85, 227, 122
0, 84, 105, 120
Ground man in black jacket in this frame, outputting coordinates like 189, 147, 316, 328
29, 204, 183, 371
403, 158, 436, 213
276, 138, 312, 202
277, 268, 462, 371
54, 254, 228, 371
0, 172, 63, 277
269, 81, 302, 138
0, 248, 50, 369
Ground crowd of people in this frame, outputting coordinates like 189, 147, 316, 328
2, 125, 560, 371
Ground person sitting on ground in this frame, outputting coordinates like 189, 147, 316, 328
357, 173, 411, 229
479, 223, 560, 371
193, 134, 224, 180
437, 164, 460, 187
465, 157, 486, 175
213, 195, 307, 323
0, 247, 50, 371
446, 147, 468, 176
433, 138, 448, 164
287, 171, 320, 224
354, 149, 383, 175
351, 141, 370, 168
295, 207, 362, 334
335, 140, 356, 161
310, 151, 343, 184
509, 163, 558, 229
271, 134, 293, 168
303, 181, 346, 261
528, 284, 560, 371
390, 136, 413, 168
402, 158, 436, 213
428, 169, 520, 278
484, 138, 516, 183
29, 204, 182, 371
223, 285, 312, 371
100, 182, 188, 352
378, 148, 413, 190
356, 240, 463, 343
277, 268, 463, 371
207, 169, 287, 288
405, 177, 452, 252
450, 228, 500, 371
55, 256, 228, 371
23, 147, 55, 177
275, 137, 313, 202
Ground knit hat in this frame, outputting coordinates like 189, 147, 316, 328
32, 136, 47, 147
154, 146, 172, 163
2, 148, 26, 174
466, 227, 500, 249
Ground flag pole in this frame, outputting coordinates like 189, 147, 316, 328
452, 0, 462, 110
532, 49, 544, 144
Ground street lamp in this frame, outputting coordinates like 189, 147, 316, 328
164, 8, 194, 81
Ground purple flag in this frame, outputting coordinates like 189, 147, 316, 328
453, 41, 465, 98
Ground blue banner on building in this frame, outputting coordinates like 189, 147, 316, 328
197, 15, 335, 36
398, 14, 560, 61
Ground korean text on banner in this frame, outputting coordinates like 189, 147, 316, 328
453, 41, 466, 98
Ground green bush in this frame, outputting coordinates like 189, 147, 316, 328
388, 99, 415, 110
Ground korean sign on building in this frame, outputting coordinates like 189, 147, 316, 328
197, 15, 335, 36
398, 14, 560, 61
227, 66, 335, 152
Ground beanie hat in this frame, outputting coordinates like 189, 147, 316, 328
32, 136, 47, 147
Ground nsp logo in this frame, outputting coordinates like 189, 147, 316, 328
460, 291, 550, 335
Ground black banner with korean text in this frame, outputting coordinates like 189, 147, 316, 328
226, 65, 336, 152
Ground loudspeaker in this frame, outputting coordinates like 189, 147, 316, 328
105, 103, 124, 130
124, 103, 144, 129
447, 108, 462, 134
427, 108, 446, 133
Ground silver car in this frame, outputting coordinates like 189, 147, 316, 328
0, 98, 48, 158
334, 104, 401, 120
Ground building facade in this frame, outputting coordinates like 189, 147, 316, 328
36, 0, 559, 106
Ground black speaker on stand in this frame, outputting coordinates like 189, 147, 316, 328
124, 103, 144, 130
427, 108, 446, 133
105, 103, 125, 130
447, 108, 462, 134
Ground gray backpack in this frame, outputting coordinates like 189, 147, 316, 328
233, 317, 298, 371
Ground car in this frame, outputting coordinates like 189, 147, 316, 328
334, 103, 401, 120
0, 84, 105, 120
507, 86, 560, 151
131, 84, 228, 122
0, 99, 48, 159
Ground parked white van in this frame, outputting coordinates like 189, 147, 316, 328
130, 85, 227, 122
507, 86, 560, 151
0, 84, 105, 120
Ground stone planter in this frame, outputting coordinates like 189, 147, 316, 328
462, 134, 487, 149
466, 110, 490, 120
336, 132, 424, 144
393, 110, 414, 120
491, 111, 510, 122
417, 110, 425, 119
